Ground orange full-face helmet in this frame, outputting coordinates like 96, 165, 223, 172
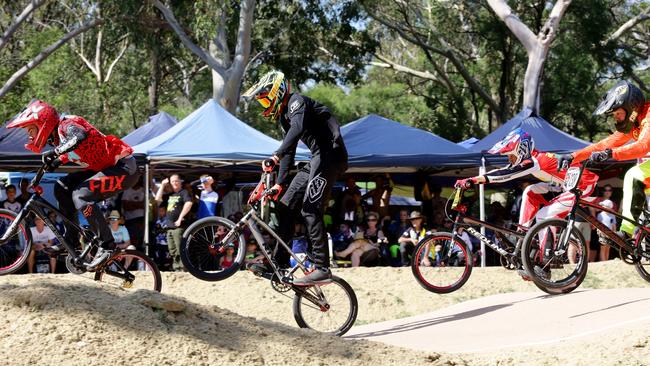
6, 100, 59, 153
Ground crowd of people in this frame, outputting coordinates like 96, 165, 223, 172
0, 169, 628, 274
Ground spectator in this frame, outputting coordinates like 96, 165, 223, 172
15, 178, 30, 207
154, 205, 170, 270
155, 174, 193, 271
361, 175, 392, 218
429, 184, 447, 220
220, 246, 236, 269
28, 216, 56, 273
121, 177, 146, 251
398, 211, 427, 266
335, 212, 384, 267
244, 239, 264, 266
221, 179, 243, 218
331, 221, 355, 253
338, 177, 362, 226
387, 209, 411, 243
1, 184, 22, 214
597, 199, 617, 261
197, 175, 219, 219
108, 210, 136, 268
599, 184, 618, 212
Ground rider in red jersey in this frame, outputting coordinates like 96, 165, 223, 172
6, 100, 139, 270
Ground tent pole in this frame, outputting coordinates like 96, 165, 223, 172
144, 160, 151, 256
479, 156, 486, 268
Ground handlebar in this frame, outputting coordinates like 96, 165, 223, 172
30, 164, 47, 190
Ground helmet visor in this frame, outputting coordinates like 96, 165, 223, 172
256, 93, 272, 109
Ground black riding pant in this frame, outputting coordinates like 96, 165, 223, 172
54, 156, 140, 249
279, 148, 347, 267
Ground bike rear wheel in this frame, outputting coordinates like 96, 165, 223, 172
181, 217, 246, 281
0, 209, 31, 275
411, 233, 473, 294
94, 249, 162, 292
292, 276, 358, 336
634, 231, 650, 282
521, 218, 588, 294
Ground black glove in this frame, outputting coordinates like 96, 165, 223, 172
42, 150, 61, 172
556, 154, 574, 172
589, 149, 612, 163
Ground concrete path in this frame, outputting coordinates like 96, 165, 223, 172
346, 288, 650, 353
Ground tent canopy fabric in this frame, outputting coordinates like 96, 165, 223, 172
122, 111, 178, 146
0, 125, 46, 168
133, 99, 309, 163
470, 108, 590, 154
457, 137, 479, 149
340, 114, 481, 169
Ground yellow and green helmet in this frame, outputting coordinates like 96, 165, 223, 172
242, 70, 291, 121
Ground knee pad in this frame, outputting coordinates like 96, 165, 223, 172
81, 204, 95, 218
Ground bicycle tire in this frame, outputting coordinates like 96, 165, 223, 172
292, 276, 358, 336
180, 216, 246, 282
521, 218, 588, 294
411, 232, 473, 294
633, 231, 650, 282
0, 209, 32, 275
94, 249, 162, 292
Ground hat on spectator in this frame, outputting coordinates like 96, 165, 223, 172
409, 211, 424, 220
108, 210, 121, 220
599, 199, 614, 209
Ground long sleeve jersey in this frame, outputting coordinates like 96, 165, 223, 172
572, 102, 650, 163
54, 116, 133, 172
484, 150, 599, 190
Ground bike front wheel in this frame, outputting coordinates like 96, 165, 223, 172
94, 249, 162, 292
0, 209, 31, 275
411, 233, 473, 294
292, 276, 358, 336
181, 217, 246, 282
521, 218, 588, 294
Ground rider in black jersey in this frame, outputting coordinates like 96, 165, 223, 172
243, 70, 348, 284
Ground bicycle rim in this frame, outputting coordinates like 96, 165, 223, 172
292, 276, 358, 336
181, 217, 246, 282
522, 219, 587, 294
94, 250, 162, 292
0, 210, 31, 275
411, 233, 472, 294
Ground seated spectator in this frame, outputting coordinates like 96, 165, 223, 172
28, 216, 56, 273
334, 212, 384, 267
597, 199, 617, 261
398, 211, 428, 266
108, 210, 136, 268
1, 184, 22, 214
387, 209, 411, 242
220, 246, 236, 269
244, 239, 264, 266
332, 221, 356, 252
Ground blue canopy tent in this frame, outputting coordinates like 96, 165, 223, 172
122, 111, 178, 146
133, 99, 309, 166
340, 114, 482, 172
471, 108, 590, 154
457, 137, 479, 150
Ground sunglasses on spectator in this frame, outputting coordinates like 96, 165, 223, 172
367, 218, 377, 222
604, 189, 612, 192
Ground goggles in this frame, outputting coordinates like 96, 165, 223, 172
256, 92, 273, 109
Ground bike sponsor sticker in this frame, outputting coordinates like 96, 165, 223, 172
307, 175, 327, 203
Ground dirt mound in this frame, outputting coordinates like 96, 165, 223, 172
0, 275, 461, 366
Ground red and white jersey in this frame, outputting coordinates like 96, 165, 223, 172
484, 150, 599, 190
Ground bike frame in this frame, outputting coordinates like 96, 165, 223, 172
556, 162, 645, 257
448, 189, 526, 260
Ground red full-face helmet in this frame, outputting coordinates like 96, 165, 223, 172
6, 100, 59, 153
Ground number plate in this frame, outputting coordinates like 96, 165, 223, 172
451, 188, 462, 209
563, 167, 581, 191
